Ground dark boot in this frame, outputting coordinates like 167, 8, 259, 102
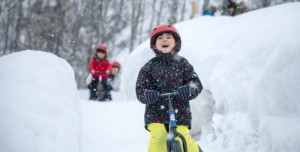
102, 91, 112, 101
89, 91, 97, 100
100, 79, 112, 101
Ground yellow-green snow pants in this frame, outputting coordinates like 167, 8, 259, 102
147, 123, 200, 152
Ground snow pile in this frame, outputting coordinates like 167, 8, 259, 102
0, 51, 81, 152
121, 3, 300, 152
79, 100, 148, 152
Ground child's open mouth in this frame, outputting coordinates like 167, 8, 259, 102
162, 45, 169, 48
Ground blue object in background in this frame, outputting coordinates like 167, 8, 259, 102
203, 10, 214, 16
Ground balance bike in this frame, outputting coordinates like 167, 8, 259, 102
160, 92, 188, 152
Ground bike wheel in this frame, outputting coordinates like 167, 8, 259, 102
97, 84, 104, 101
173, 140, 182, 152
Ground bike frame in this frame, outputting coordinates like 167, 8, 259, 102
96, 75, 104, 100
96, 75, 111, 101
160, 92, 188, 152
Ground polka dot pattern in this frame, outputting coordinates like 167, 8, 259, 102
136, 54, 203, 129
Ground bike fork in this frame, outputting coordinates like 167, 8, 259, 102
162, 93, 188, 152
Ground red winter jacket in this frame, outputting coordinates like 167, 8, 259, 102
88, 57, 112, 79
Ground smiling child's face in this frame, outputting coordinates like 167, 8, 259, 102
155, 33, 175, 54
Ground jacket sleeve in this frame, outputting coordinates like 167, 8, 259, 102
88, 58, 95, 72
136, 63, 155, 104
106, 60, 113, 74
182, 59, 203, 100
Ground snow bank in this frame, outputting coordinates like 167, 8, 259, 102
121, 3, 300, 152
0, 50, 81, 152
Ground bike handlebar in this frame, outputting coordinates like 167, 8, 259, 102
159, 92, 177, 97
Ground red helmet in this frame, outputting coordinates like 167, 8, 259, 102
111, 61, 121, 69
150, 24, 181, 52
97, 44, 107, 53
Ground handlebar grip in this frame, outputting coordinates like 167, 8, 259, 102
159, 92, 177, 97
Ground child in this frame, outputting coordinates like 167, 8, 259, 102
108, 61, 121, 91
136, 24, 203, 152
88, 44, 112, 101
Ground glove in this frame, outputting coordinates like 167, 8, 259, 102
176, 85, 191, 100
144, 90, 159, 104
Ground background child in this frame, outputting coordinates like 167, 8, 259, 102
88, 44, 112, 101
136, 24, 203, 152
108, 61, 121, 91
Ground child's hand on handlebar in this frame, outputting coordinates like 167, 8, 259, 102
144, 90, 160, 104
176, 85, 191, 100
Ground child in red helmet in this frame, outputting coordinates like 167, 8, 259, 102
108, 61, 121, 91
136, 24, 203, 152
88, 45, 112, 101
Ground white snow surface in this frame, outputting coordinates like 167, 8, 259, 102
0, 3, 300, 152
0, 51, 81, 152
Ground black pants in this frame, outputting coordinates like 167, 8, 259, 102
88, 78, 112, 101
88, 78, 99, 100
99, 79, 112, 101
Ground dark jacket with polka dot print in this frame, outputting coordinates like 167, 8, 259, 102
136, 54, 203, 129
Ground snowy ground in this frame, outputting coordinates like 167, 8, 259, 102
79, 90, 148, 152
1, 3, 300, 152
